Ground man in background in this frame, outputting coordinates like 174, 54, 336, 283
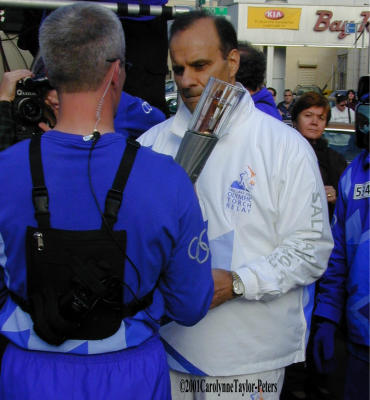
278, 88, 295, 121
330, 94, 355, 124
237, 42, 281, 120
267, 87, 277, 101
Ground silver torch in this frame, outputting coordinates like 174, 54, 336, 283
175, 77, 245, 183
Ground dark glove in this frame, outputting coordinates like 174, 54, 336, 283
313, 320, 337, 374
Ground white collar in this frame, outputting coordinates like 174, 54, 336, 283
169, 82, 254, 139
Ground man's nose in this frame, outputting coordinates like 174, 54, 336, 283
179, 68, 197, 88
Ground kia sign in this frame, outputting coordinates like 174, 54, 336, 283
248, 7, 301, 30
264, 10, 284, 20
239, 5, 369, 47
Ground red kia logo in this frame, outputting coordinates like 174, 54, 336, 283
264, 10, 284, 20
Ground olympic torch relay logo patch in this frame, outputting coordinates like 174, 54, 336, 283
226, 166, 256, 213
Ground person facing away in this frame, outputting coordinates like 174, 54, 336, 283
236, 41, 282, 120
0, 3, 213, 400
138, 10, 334, 400
331, 94, 355, 124
277, 89, 295, 121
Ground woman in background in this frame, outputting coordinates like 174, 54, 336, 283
281, 91, 348, 400
292, 91, 347, 220
346, 89, 358, 111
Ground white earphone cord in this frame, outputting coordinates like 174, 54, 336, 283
93, 68, 116, 133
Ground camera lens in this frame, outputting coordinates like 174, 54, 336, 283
17, 98, 43, 122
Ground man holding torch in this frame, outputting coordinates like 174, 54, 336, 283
139, 10, 333, 400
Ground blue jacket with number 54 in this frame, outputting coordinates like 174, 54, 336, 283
315, 150, 370, 361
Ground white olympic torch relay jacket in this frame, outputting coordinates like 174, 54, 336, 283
138, 87, 334, 376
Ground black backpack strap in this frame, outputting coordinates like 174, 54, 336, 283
29, 135, 50, 228
10, 291, 30, 313
10, 283, 157, 322
121, 288, 156, 319
103, 137, 140, 229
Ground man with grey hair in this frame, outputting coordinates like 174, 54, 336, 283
0, 3, 213, 399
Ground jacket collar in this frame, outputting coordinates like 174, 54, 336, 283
169, 82, 254, 139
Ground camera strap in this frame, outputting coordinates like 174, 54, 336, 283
10, 135, 157, 345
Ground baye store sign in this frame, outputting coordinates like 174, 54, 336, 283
240, 5, 369, 47
314, 10, 370, 39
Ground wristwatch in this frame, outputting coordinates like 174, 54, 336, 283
231, 271, 245, 297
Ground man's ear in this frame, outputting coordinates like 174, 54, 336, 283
111, 61, 122, 87
227, 48, 240, 82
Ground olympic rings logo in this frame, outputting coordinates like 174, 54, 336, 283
142, 101, 152, 114
188, 229, 210, 264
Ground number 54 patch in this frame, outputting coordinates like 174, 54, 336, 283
353, 181, 370, 199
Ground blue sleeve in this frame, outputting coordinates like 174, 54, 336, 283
0, 269, 6, 310
158, 172, 213, 326
314, 175, 348, 324
0, 239, 7, 309
0, 231, 7, 309
254, 102, 282, 121
114, 92, 166, 138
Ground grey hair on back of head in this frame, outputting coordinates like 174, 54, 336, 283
39, 2, 125, 92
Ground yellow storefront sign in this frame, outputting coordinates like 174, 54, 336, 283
248, 7, 301, 30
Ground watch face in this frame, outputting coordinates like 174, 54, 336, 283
233, 279, 243, 295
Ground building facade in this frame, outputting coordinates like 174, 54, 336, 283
0, 1, 368, 103
168, 0, 369, 101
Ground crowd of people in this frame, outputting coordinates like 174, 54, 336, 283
263, 87, 358, 125
0, 3, 368, 400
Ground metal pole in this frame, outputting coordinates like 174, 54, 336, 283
0, 0, 72, 9
331, 64, 335, 91
358, 22, 362, 80
266, 45, 274, 88
0, 0, 191, 18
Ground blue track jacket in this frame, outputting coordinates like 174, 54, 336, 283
315, 150, 369, 360
114, 92, 165, 138
252, 87, 282, 121
0, 131, 213, 354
